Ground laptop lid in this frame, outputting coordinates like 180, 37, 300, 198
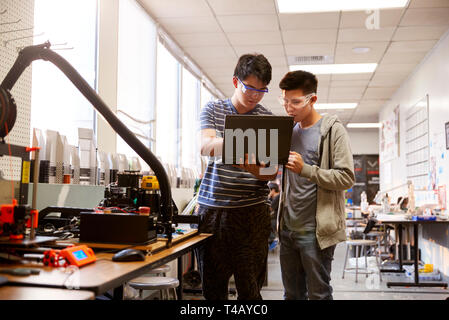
222, 115, 294, 166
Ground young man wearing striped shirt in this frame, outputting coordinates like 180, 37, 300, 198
195, 54, 277, 300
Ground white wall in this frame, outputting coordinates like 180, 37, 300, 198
347, 130, 379, 155
379, 29, 449, 277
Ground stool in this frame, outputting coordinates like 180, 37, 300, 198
128, 276, 179, 300
143, 264, 171, 277
342, 239, 383, 283
364, 231, 386, 258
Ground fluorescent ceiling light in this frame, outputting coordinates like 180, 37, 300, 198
315, 103, 358, 110
277, 0, 409, 13
347, 123, 382, 128
289, 63, 377, 74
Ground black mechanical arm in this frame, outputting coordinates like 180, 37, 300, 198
0, 42, 175, 244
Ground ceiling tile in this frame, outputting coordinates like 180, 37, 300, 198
157, 17, 221, 34
375, 63, 417, 73
234, 45, 285, 57
410, 0, 449, 8
227, 31, 283, 46
381, 50, 427, 63
400, 8, 449, 26
338, 27, 395, 42
331, 79, 370, 87
176, 32, 228, 47
198, 58, 237, 69
271, 66, 289, 77
393, 26, 449, 41
282, 29, 338, 44
285, 43, 335, 56
369, 73, 408, 87
185, 46, 236, 61
207, 0, 276, 15
329, 87, 364, 100
388, 40, 438, 52
334, 41, 389, 63
139, 0, 213, 18
363, 87, 397, 99
202, 66, 234, 78
279, 12, 340, 30
266, 57, 288, 68
217, 15, 279, 32
331, 73, 373, 81
340, 9, 404, 29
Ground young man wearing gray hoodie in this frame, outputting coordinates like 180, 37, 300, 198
277, 70, 355, 300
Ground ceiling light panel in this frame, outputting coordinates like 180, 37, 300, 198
277, 0, 409, 13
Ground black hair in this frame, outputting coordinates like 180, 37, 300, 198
279, 70, 318, 94
268, 182, 279, 193
233, 54, 272, 86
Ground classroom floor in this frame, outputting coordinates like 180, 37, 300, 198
183, 242, 449, 300
259, 242, 449, 300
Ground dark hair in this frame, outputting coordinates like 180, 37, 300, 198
233, 54, 272, 85
268, 182, 279, 193
279, 70, 318, 94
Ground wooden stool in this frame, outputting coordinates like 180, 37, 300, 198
128, 276, 179, 300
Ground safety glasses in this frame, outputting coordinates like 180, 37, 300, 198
237, 78, 269, 96
278, 93, 316, 108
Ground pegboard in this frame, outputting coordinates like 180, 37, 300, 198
0, 0, 34, 181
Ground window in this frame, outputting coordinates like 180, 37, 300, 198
116, 0, 157, 171
180, 67, 200, 170
155, 41, 180, 166
31, 0, 98, 146
201, 84, 216, 109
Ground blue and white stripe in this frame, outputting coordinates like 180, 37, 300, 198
198, 98, 273, 208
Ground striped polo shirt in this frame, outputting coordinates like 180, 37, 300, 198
198, 98, 273, 208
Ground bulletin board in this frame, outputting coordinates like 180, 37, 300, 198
405, 95, 430, 190
0, 0, 35, 181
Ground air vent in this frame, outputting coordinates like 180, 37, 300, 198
287, 55, 334, 65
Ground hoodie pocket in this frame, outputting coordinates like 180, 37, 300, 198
316, 190, 339, 236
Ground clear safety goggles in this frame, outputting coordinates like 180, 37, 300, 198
278, 93, 316, 108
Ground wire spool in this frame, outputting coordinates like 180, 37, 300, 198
0, 87, 17, 139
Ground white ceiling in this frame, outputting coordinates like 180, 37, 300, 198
138, 0, 449, 124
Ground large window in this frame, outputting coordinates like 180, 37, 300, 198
181, 67, 200, 171
116, 0, 157, 171
201, 84, 216, 109
31, 0, 98, 146
155, 41, 180, 166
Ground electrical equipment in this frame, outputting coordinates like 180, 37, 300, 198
79, 212, 157, 244
60, 245, 96, 267
141, 176, 159, 190
43, 245, 96, 268
0, 200, 37, 240
101, 171, 161, 216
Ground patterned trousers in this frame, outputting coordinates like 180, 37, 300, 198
194, 203, 271, 300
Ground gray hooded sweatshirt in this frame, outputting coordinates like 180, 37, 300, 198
278, 114, 355, 249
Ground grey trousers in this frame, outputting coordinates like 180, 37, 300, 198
279, 229, 336, 300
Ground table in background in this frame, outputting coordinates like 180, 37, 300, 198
375, 215, 448, 288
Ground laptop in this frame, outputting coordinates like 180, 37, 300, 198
222, 115, 294, 166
